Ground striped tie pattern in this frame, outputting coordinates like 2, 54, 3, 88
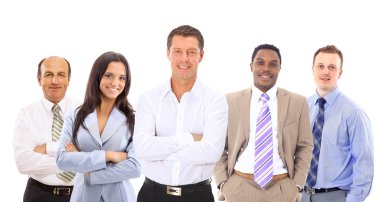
306, 98, 326, 187
52, 104, 75, 182
254, 93, 273, 188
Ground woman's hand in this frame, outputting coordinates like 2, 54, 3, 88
65, 143, 79, 152
105, 151, 128, 163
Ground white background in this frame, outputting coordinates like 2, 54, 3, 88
0, 0, 378, 201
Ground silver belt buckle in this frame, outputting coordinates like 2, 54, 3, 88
307, 188, 316, 195
166, 186, 181, 196
53, 187, 71, 195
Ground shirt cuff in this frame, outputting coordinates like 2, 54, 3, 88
346, 192, 362, 202
46, 142, 58, 157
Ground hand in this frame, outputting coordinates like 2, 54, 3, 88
217, 181, 226, 201
105, 151, 128, 163
65, 143, 78, 152
192, 133, 203, 141
33, 144, 47, 154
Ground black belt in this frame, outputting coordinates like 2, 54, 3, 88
29, 178, 73, 196
304, 186, 341, 194
144, 177, 211, 196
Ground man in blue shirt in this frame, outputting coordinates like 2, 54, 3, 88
302, 45, 374, 202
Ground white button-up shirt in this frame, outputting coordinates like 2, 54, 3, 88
13, 96, 80, 186
134, 79, 228, 186
234, 85, 287, 175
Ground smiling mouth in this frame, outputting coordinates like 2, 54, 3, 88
178, 65, 190, 69
107, 87, 118, 92
259, 74, 272, 79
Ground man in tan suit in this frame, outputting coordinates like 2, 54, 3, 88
214, 44, 313, 202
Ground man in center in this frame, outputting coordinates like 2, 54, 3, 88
214, 44, 313, 202
134, 25, 228, 202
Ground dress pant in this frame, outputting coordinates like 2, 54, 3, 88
222, 173, 299, 202
23, 178, 71, 202
301, 189, 346, 202
137, 178, 214, 202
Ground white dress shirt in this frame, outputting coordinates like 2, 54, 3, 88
134, 79, 228, 186
234, 85, 287, 175
13, 96, 80, 186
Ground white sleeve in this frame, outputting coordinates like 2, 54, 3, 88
134, 94, 193, 161
13, 109, 59, 175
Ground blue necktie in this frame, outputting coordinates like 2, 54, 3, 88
306, 98, 326, 187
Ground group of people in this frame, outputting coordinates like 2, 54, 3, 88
13, 25, 374, 202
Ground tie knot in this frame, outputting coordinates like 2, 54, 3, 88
260, 93, 270, 102
316, 98, 326, 108
52, 104, 61, 113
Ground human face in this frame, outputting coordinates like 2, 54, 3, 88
38, 57, 70, 104
99, 62, 126, 102
313, 52, 342, 97
167, 35, 204, 83
251, 49, 281, 92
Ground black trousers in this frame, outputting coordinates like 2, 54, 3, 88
23, 178, 71, 202
137, 178, 214, 202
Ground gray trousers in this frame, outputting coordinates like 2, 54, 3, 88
301, 189, 346, 202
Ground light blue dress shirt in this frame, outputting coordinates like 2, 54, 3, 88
308, 87, 374, 202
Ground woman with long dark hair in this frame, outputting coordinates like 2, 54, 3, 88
57, 51, 141, 202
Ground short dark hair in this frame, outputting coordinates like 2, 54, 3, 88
37, 57, 71, 78
251, 44, 282, 65
167, 25, 204, 51
313, 45, 343, 68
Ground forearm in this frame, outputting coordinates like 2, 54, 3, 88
293, 99, 313, 185
134, 133, 191, 161
214, 147, 229, 186
56, 150, 106, 173
15, 150, 59, 175
89, 156, 141, 184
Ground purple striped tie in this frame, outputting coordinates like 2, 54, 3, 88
254, 93, 273, 188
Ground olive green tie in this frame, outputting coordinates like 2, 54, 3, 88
52, 104, 75, 182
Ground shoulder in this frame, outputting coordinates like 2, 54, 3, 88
65, 97, 82, 107
336, 92, 367, 118
19, 99, 45, 115
140, 83, 166, 101
226, 88, 250, 100
278, 88, 307, 103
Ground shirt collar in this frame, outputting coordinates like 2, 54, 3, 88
42, 96, 69, 114
313, 87, 340, 106
160, 78, 202, 101
251, 84, 278, 102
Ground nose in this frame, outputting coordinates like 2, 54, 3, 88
321, 67, 329, 74
180, 52, 189, 62
262, 64, 270, 71
111, 77, 118, 86
51, 76, 58, 84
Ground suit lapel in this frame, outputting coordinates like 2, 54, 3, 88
240, 88, 252, 142
277, 88, 289, 160
101, 107, 126, 143
84, 111, 102, 146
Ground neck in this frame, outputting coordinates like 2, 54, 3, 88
97, 99, 115, 116
171, 77, 195, 101
317, 86, 337, 97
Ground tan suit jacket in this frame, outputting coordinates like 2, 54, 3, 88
214, 88, 313, 194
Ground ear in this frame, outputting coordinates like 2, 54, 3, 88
250, 63, 254, 72
338, 67, 343, 78
37, 76, 42, 86
166, 49, 170, 60
198, 50, 204, 63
